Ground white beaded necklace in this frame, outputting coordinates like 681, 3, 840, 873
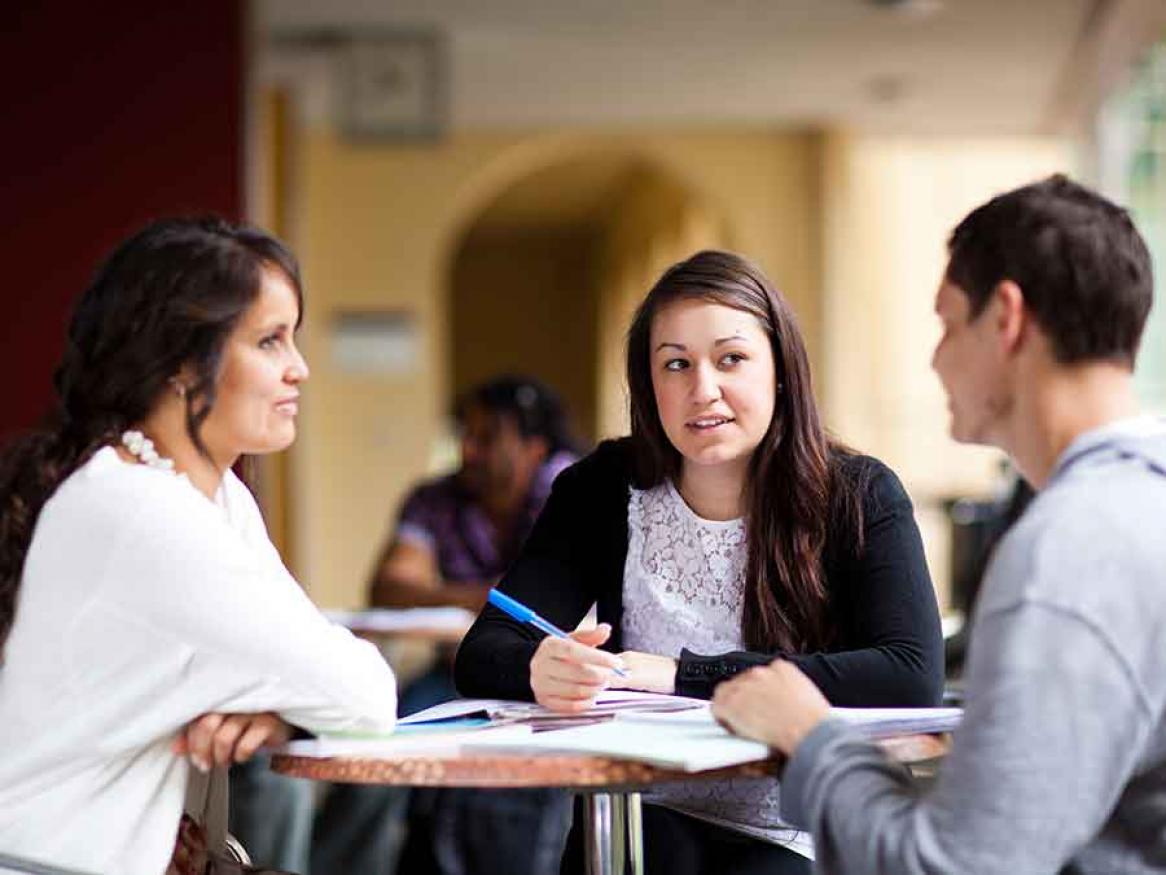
120, 429, 176, 472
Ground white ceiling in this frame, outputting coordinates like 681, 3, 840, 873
256, 0, 1158, 135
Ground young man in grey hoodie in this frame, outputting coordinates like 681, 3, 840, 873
713, 174, 1166, 875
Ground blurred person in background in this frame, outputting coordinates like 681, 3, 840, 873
310, 376, 581, 875
371, 373, 581, 714
371, 375, 580, 614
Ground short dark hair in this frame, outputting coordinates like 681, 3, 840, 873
455, 375, 578, 456
946, 174, 1153, 367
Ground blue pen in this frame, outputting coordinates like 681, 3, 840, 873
488, 589, 628, 677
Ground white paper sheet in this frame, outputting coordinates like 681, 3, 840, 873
615, 703, 963, 737
280, 724, 533, 758
462, 719, 771, 771
828, 706, 963, 737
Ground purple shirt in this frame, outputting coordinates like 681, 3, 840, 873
395, 450, 577, 582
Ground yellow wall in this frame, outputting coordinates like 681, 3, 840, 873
592, 166, 728, 440
819, 132, 1075, 605
451, 227, 599, 439
290, 128, 824, 608
281, 121, 1071, 612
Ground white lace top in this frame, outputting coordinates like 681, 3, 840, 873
622, 480, 813, 858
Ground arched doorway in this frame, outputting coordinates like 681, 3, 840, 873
447, 152, 726, 446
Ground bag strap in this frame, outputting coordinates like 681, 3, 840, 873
183, 766, 229, 857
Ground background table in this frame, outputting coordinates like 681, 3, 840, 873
272, 732, 949, 875
326, 607, 475, 645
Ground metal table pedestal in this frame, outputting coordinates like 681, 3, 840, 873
582, 791, 644, 875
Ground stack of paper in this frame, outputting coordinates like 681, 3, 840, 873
458, 705, 962, 771
829, 707, 962, 738
615, 704, 963, 738
279, 698, 961, 771
400, 691, 706, 728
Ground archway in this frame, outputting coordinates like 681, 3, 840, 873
447, 152, 727, 446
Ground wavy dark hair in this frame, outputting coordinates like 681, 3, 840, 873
626, 250, 864, 653
0, 216, 302, 656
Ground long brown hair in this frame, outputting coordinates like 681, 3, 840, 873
0, 217, 302, 656
626, 250, 863, 653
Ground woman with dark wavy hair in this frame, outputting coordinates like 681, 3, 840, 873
456, 250, 943, 874
0, 218, 397, 874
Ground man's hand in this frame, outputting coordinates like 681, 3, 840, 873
711, 660, 830, 755
172, 712, 293, 772
612, 651, 678, 694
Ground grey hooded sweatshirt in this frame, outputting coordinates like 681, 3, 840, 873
782, 416, 1166, 875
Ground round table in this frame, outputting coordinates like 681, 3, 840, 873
272, 732, 949, 875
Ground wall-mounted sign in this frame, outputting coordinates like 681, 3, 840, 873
330, 310, 419, 375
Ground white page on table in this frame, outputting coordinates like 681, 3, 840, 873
280, 724, 533, 758
464, 720, 771, 772
615, 704, 963, 738
829, 707, 963, 737
398, 698, 515, 725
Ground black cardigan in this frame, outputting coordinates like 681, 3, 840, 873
455, 439, 943, 706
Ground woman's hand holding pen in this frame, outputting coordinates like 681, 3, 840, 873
530, 623, 626, 713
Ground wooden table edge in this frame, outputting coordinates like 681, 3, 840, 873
270, 732, 950, 789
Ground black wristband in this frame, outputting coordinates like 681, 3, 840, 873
675, 648, 753, 699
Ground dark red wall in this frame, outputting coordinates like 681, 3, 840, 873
0, 3, 243, 439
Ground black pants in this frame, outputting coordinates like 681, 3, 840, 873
398, 787, 572, 875
561, 799, 812, 875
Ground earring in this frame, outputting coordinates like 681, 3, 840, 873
169, 378, 187, 398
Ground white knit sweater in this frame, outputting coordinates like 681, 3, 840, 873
0, 447, 397, 874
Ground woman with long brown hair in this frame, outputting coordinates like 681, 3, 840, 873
0, 218, 397, 874
456, 250, 943, 874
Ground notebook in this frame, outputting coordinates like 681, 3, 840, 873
399, 690, 707, 727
